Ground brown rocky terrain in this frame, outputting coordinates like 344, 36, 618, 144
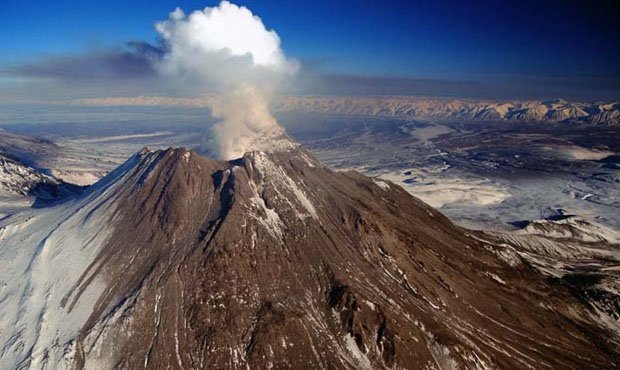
60, 146, 619, 368
1, 145, 618, 369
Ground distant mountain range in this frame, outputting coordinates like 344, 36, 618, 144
275, 97, 620, 124
74, 96, 620, 124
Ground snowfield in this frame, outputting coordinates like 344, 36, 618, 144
0, 154, 140, 368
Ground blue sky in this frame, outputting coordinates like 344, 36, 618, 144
1, 0, 619, 100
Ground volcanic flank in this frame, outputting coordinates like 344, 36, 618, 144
0, 145, 618, 369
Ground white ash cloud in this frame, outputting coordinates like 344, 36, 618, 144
155, 1, 299, 159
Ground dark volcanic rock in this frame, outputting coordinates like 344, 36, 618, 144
11, 147, 619, 368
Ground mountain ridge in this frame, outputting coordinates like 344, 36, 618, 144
0, 146, 618, 368
73, 96, 620, 125
275, 96, 620, 124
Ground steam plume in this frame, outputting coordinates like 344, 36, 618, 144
155, 1, 298, 159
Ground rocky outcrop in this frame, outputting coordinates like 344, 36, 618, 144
0, 154, 51, 196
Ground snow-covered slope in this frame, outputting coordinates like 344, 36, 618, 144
0, 129, 59, 170
0, 154, 52, 197
0, 153, 68, 219
0, 152, 147, 368
0, 128, 112, 186
516, 215, 620, 244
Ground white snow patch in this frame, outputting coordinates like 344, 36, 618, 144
343, 334, 371, 369
251, 151, 317, 219
430, 343, 459, 370
559, 146, 614, 161
247, 179, 284, 238
64, 131, 175, 144
486, 272, 506, 285
373, 178, 390, 190
377, 170, 509, 208
364, 300, 376, 311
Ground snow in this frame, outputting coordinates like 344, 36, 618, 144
377, 170, 510, 208
581, 193, 594, 201
558, 146, 614, 161
274, 96, 620, 124
232, 126, 298, 160
247, 178, 284, 238
63, 131, 175, 144
251, 151, 317, 219
591, 307, 620, 341
0, 153, 141, 368
430, 342, 459, 370
0, 155, 51, 197
299, 152, 317, 168
49, 169, 101, 186
486, 272, 506, 285
373, 178, 390, 190
495, 243, 523, 267
400, 122, 454, 143
343, 334, 371, 369
363, 300, 376, 311
518, 216, 620, 244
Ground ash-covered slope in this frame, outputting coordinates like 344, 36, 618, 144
0, 146, 618, 369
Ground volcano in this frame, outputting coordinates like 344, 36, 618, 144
0, 145, 617, 369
